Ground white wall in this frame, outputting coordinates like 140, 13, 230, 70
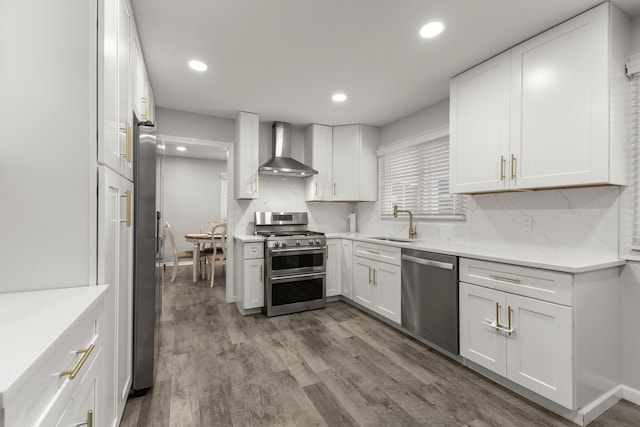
618, 15, 640, 397
163, 156, 226, 261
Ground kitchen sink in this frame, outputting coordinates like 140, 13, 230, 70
367, 236, 415, 243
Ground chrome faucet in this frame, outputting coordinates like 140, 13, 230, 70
393, 205, 417, 239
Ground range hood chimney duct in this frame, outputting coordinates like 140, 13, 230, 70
259, 122, 318, 177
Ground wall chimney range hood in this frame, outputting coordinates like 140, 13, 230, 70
259, 122, 318, 177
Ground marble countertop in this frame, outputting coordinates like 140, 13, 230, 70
326, 232, 624, 273
0, 285, 109, 408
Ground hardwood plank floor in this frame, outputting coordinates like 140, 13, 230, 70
121, 266, 640, 426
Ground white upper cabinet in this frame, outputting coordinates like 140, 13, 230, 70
235, 112, 260, 199
450, 3, 629, 194
305, 124, 333, 201
332, 125, 378, 201
117, 0, 133, 180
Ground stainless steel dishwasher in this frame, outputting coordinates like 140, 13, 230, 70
401, 248, 459, 355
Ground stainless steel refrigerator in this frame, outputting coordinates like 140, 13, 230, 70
132, 113, 162, 393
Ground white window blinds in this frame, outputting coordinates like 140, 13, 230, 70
379, 136, 466, 220
630, 74, 640, 251
221, 173, 228, 222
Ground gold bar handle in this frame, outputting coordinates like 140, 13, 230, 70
373, 268, 377, 285
500, 155, 505, 181
489, 274, 521, 284
260, 264, 263, 282
368, 266, 372, 284
495, 302, 500, 331
511, 154, 516, 179
119, 124, 132, 162
507, 305, 512, 336
254, 176, 259, 194
366, 250, 380, 255
59, 343, 95, 380
143, 96, 149, 119
333, 182, 336, 196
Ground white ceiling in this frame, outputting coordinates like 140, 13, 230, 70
131, 0, 640, 129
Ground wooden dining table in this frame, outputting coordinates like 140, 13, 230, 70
184, 232, 225, 282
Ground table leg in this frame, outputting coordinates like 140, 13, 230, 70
193, 241, 199, 282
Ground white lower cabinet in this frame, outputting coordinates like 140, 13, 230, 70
234, 240, 265, 311
326, 239, 342, 297
459, 257, 620, 413
341, 240, 353, 300
352, 242, 401, 324
459, 282, 573, 407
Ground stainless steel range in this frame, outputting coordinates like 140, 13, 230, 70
254, 212, 326, 317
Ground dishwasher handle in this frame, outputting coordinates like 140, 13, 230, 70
401, 254, 454, 270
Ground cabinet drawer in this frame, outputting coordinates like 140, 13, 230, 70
459, 258, 573, 306
243, 242, 264, 259
12, 305, 101, 427
354, 241, 401, 266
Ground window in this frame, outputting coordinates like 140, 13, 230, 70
378, 133, 466, 221
220, 173, 228, 221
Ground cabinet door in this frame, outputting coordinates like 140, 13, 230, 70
130, 35, 143, 119
117, 0, 133, 180
72, 348, 101, 427
506, 294, 573, 408
244, 258, 264, 309
326, 239, 342, 297
235, 112, 259, 199
305, 124, 333, 201
353, 257, 375, 310
510, 5, 609, 189
459, 282, 507, 376
332, 125, 360, 201
373, 262, 401, 323
450, 52, 511, 193
341, 240, 353, 300
357, 125, 378, 202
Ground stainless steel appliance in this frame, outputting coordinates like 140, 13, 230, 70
258, 122, 318, 177
401, 248, 459, 355
132, 113, 162, 392
254, 212, 326, 317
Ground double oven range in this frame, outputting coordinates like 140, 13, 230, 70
255, 212, 326, 317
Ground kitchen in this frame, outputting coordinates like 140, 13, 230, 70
1, 0, 640, 426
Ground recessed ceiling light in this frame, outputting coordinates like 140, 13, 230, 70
332, 93, 347, 102
176, 146, 186, 152
419, 21, 444, 38
188, 60, 208, 72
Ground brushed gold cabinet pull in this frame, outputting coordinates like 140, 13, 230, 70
500, 155, 505, 181
143, 96, 149, 119
316, 181, 319, 196
507, 305, 512, 335
489, 274, 521, 284
59, 343, 95, 379
119, 124, 132, 162
511, 154, 516, 179
333, 182, 336, 196
326, 246, 329, 259
77, 410, 93, 427
260, 264, 263, 282
495, 302, 500, 331
254, 176, 259, 193
373, 268, 377, 285
125, 190, 132, 227
367, 250, 380, 255
368, 266, 372, 284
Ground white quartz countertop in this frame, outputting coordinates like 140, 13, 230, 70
234, 234, 266, 242
326, 233, 624, 273
0, 285, 109, 408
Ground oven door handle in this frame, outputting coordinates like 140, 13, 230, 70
270, 246, 325, 253
271, 272, 326, 281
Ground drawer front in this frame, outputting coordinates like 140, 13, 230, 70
11, 303, 102, 427
459, 258, 573, 306
243, 242, 264, 259
354, 241, 401, 266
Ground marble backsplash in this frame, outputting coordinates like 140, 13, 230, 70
233, 176, 620, 260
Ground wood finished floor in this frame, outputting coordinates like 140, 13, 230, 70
120, 266, 640, 427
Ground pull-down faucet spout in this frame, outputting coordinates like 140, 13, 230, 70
393, 205, 417, 239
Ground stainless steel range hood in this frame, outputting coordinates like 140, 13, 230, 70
259, 122, 318, 177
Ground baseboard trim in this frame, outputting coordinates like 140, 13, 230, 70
579, 385, 622, 426
621, 385, 640, 406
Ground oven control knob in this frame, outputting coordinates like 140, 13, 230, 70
311, 239, 317, 245
296, 240, 301, 246
281, 241, 287, 247
274, 241, 280, 248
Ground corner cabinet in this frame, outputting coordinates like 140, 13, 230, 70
450, 3, 629, 194
458, 258, 620, 412
305, 124, 378, 202
235, 112, 260, 199
352, 242, 401, 323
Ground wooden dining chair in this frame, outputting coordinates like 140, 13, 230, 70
199, 219, 221, 254
165, 221, 199, 282
204, 223, 227, 287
